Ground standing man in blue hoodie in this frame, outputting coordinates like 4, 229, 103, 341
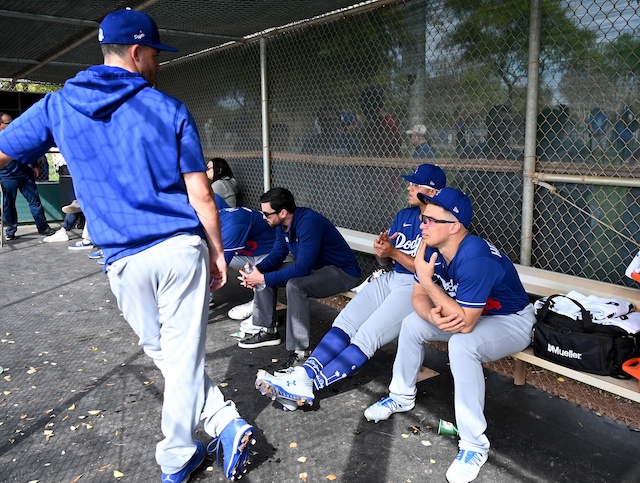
0, 9, 254, 483
238, 188, 361, 362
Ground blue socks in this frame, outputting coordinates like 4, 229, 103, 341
304, 327, 351, 379
312, 344, 369, 391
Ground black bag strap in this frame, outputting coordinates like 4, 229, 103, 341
537, 294, 595, 333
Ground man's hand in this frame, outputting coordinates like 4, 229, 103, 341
430, 305, 464, 332
209, 252, 227, 291
239, 265, 265, 289
374, 231, 398, 259
414, 239, 436, 288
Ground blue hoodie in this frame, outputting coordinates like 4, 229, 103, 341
0, 65, 206, 266
256, 207, 361, 287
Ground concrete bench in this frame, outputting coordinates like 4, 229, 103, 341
337, 227, 640, 403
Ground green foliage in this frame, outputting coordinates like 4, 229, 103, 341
442, 0, 596, 101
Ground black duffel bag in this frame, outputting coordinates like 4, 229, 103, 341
533, 294, 639, 378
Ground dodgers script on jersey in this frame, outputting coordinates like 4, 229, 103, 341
388, 206, 424, 275
418, 234, 529, 315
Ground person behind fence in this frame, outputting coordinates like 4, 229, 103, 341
358, 86, 402, 158
207, 157, 239, 208
362, 187, 535, 483
406, 124, 435, 159
0, 112, 56, 240
586, 107, 608, 152
237, 187, 361, 363
0, 8, 254, 483
454, 110, 470, 158
254, 164, 446, 410
613, 105, 638, 162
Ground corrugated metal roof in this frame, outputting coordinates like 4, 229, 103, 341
0, 0, 374, 84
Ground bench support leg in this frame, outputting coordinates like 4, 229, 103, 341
514, 359, 527, 385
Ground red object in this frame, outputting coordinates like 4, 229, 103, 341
622, 358, 640, 390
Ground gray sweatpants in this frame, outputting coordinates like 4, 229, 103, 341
253, 264, 359, 351
388, 304, 535, 453
333, 271, 415, 357
107, 235, 239, 474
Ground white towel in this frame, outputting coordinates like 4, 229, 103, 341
564, 290, 635, 320
595, 311, 640, 334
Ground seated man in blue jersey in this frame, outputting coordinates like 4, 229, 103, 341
363, 187, 535, 483
253, 164, 447, 410
215, 205, 275, 309
237, 187, 361, 361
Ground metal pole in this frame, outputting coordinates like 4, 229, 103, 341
520, 0, 542, 266
260, 37, 271, 192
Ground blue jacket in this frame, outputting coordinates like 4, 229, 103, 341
0, 65, 207, 266
220, 207, 275, 264
256, 207, 361, 287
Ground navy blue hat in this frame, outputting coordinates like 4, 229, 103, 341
98, 8, 178, 52
417, 187, 473, 228
402, 164, 446, 190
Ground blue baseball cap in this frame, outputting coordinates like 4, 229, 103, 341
417, 187, 473, 228
98, 8, 178, 52
402, 164, 446, 190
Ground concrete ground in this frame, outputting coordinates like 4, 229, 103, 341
1, 225, 639, 483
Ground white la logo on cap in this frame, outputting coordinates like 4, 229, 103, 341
98, 28, 104, 42
453, 207, 460, 214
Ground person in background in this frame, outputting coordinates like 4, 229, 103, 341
0, 112, 55, 240
0, 9, 253, 482
254, 164, 446, 411
406, 124, 435, 159
363, 187, 535, 483
207, 157, 239, 208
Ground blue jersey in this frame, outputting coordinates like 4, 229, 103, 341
0, 65, 206, 267
256, 207, 361, 287
387, 206, 423, 275
416, 234, 528, 315
219, 207, 275, 264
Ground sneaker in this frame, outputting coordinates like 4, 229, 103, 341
351, 269, 386, 294
209, 291, 216, 308
87, 249, 104, 259
255, 367, 314, 407
239, 316, 266, 335
207, 418, 254, 481
97, 259, 106, 266
68, 239, 93, 250
228, 300, 254, 320
445, 449, 488, 483
274, 350, 309, 376
161, 440, 205, 483
238, 330, 281, 349
38, 226, 56, 236
62, 200, 81, 214
363, 396, 415, 422
43, 229, 69, 243
5, 232, 17, 240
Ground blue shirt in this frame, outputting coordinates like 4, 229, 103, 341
413, 142, 434, 159
256, 207, 361, 287
0, 65, 207, 267
220, 207, 275, 264
416, 234, 529, 315
388, 206, 423, 275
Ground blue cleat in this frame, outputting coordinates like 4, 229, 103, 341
161, 440, 205, 483
207, 418, 254, 481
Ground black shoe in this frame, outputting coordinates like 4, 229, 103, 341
274, 350, 309, 376
238, 330, 281, 349
5, 233, 16, 240
39, 226, 56, 236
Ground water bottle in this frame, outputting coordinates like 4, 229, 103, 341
244, 262, 266, 291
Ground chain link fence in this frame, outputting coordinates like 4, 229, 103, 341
159, 0, 640, 287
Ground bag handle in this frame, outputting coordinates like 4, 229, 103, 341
538, 294, 595, 333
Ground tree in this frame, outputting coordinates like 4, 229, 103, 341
442, 0, 596, 103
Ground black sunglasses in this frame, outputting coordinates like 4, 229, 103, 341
420, 214, 457, 225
